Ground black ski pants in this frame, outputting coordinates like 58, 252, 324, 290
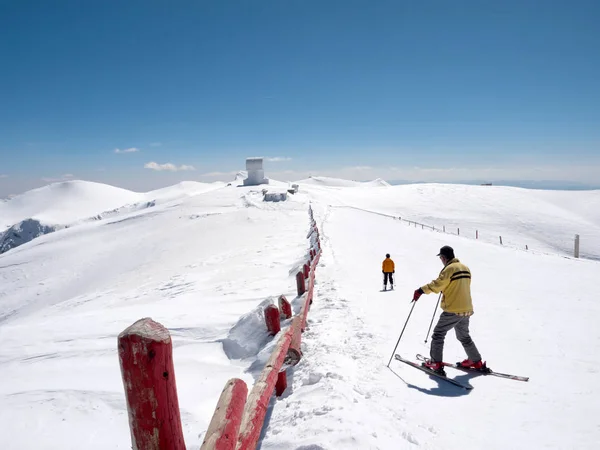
383, 272, 394, 286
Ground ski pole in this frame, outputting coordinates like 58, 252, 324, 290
424, 292, 442, 343
386, 299, 417, 367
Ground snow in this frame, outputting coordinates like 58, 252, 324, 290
0, 179, 225, 228
1, 178, 599, 449
296, 176, 391, 188
0, 180, 225, 253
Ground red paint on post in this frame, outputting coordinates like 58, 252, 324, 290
264, 305, 281, 335
303, 263, 310, 279
200, 378, 248, 450
278, 295, 292, 319
275, 371, 287, 397
236, 329, 293, 450
118, 318, 185, 450
296, 271, 306, 296
286, 316, 303, 365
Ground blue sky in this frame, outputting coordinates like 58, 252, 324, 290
1, 0, 599, 195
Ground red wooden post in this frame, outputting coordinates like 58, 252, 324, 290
286, 316, 303, 365
275, 370, 287, 397
200, 378, 248, 450
264, 305, 281, 335
236, 329, 293, 449
296, 271, 306, 296
118, 318, 185, 450
278, 295, 292, 319
303, 263, 310, 279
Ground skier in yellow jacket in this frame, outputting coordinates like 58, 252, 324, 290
382, 253, 395, 291
412, 246, 485, 375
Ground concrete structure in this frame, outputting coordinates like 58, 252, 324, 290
243, 157, 269, 186
264, 192, 288, 202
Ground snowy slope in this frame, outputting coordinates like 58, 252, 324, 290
259, 204, 600, 449
0, 183, 311, 449
1, 179, 599, 449
0, 180, 226, 254
303, 182, 600, 260
0, 180, 142, 227
0, 180, 225, 228
296, 176, 391, 188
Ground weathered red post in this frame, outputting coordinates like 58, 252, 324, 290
286, 315, 303, 365
200, 378, 248, 450
236, 330, 293, 449
118, 318, 185, 450
264, 305, 281, 335
278, 295, 292, 319
296, 271, 306, 296
275, 370, 287, 397
303, 263, 310, 279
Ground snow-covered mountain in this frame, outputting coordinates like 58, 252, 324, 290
0, 177, 599, 449
0, 179, 225, 254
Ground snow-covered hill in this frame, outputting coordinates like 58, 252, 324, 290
295, 175, 391, 188
0, 180, 225, 254
0, 178, 599, 449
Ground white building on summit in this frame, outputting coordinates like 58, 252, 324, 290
243, 157, 269, 186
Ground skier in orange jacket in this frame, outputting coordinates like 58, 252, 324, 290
382, 253, 395, 291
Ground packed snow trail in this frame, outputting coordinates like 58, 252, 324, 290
259, 205, 600, 450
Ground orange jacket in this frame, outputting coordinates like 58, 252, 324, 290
382, 258, 395, 273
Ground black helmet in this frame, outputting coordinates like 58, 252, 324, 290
386, 253, 390, 258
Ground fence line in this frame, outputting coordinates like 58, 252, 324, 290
332, 205, 594, 261
117, 205, 323, 450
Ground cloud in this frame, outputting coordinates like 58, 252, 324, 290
114, 147, 140, 154
266, 157, 292, 162
0, 174, 8, 178
144, 162, 196, 172
41, 174, 75, 182
149, 142, 162, 147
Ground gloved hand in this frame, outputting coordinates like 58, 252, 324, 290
412, 288, 424, 302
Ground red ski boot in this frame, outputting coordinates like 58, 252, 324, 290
423, 360, 446, 376
458, 359, 487, 370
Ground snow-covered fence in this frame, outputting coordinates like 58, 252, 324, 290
199, 205, 322, 450
116, 207, 322, 450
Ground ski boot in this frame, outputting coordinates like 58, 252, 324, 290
422, 360, 446, 376
457, 359, 489, 372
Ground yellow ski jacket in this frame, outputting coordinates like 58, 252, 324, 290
421, 258, 473, 314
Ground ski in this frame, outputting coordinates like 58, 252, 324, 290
416, 354, 529, 382
394, 354, 473, 390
